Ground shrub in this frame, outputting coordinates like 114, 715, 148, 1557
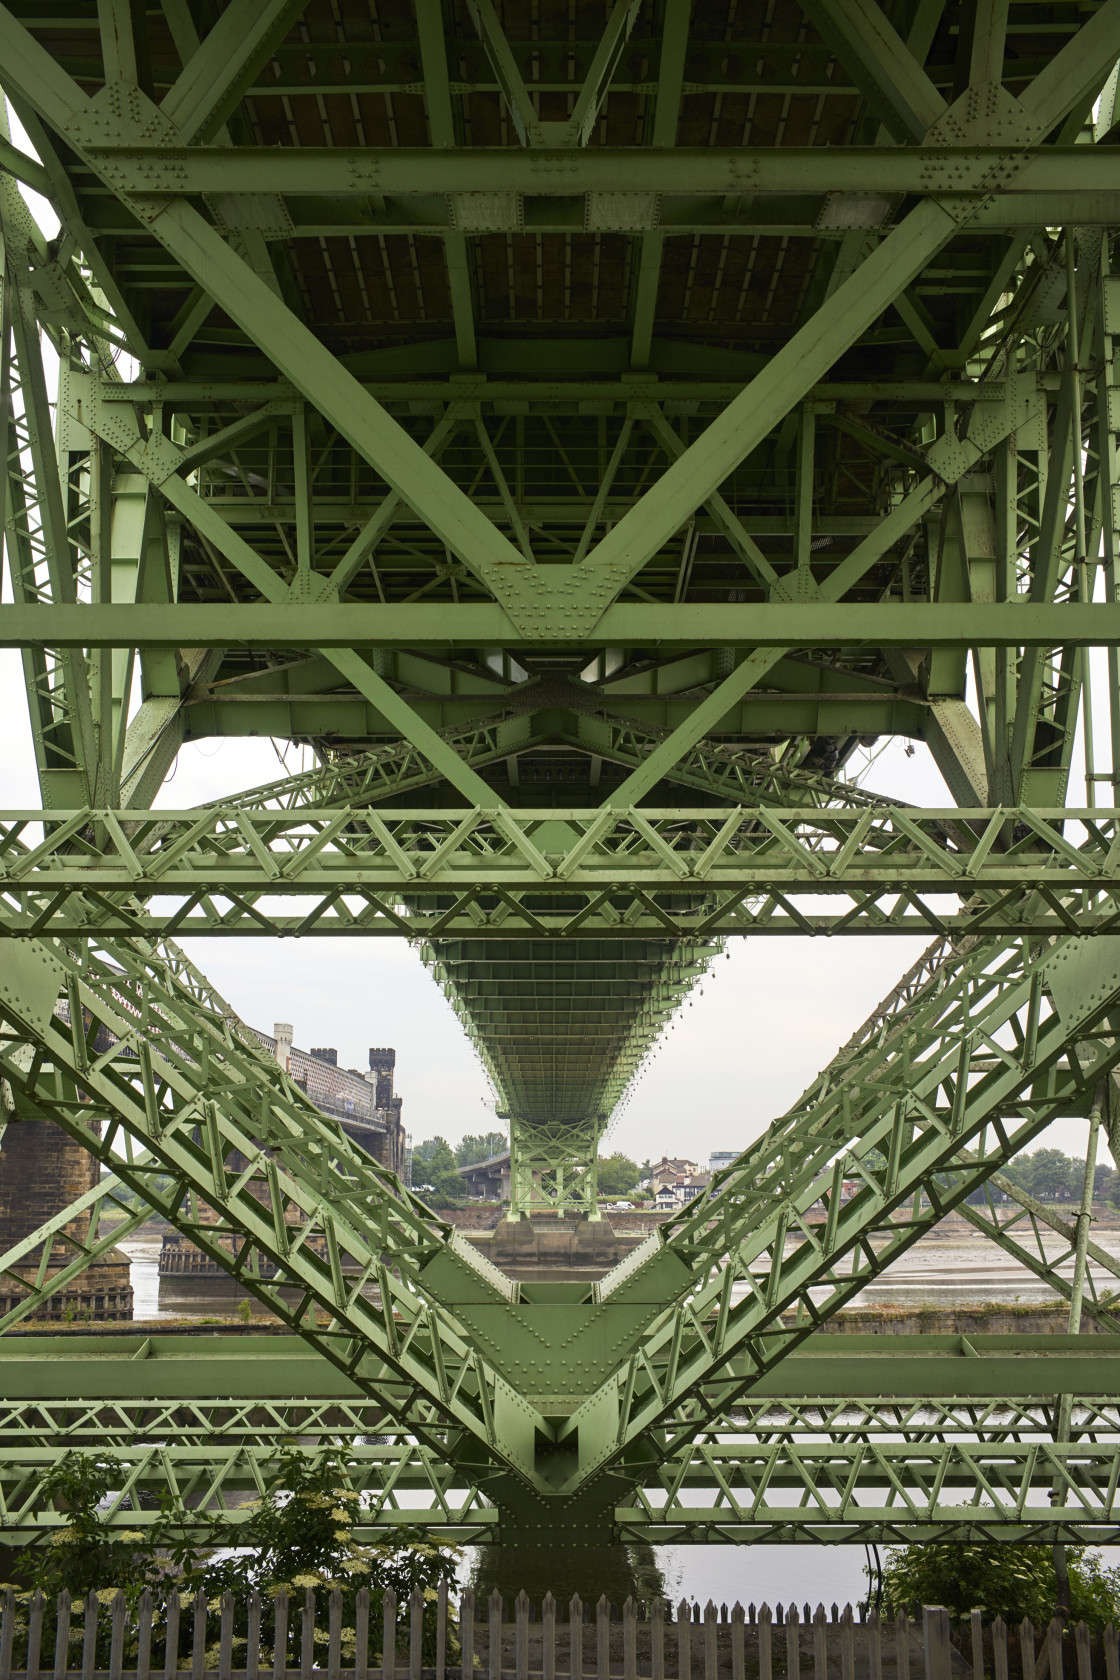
879, 1543, 1120, 1628
2, 1447, 461, 1671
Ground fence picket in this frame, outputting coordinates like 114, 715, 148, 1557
542, 1593, 555, 1680
218, 1591, 234, 1680
1107, 1623, 1120, 1680
0, 1588, 1100, 1680
969, 1610, 983, 1680
487, 1591, 502, 1680
81, 1591, 98, 1680
758, 1604, 772, 1680
409, 1586, 423, 1680
839, 1605, 854, 1680
458, 1590, 474, 1680
922, 1608, 951, 1680
328, 1588, 342, 1680
162, 1592, 180, 1680
677, 1600, 691, 1680
813, 1605, 827, 1680
383, 1587, 397, 1680
26, 1591, 44, 1680
300, 1588, 315, 1680
867, 1607, 881, 1680
272, 1592, 288, 1680
597, 1595, 610, 1680
52, 1591, 71, 1680
651, 1599, 664, 1680
895, 1611, 910, 1680
0, 1590, 13, 1680
246, 1592, 261, 1680
993, 1617, 1008, 1680
134, 1589, 152, 1680
517, 1591, 530, 1680
704, 1602, 717, 1680
436, 1582, 448, 1680
786, 1601, 800, 1680
623, 1598, 637, 1680
192, 1592, 207, 1680
570, 1596, 583, 1680
1046, 1616, 1063, 1680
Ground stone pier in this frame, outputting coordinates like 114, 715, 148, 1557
0, 1119, 133, 1322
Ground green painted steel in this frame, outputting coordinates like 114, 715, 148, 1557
3, 0, 1120, 1548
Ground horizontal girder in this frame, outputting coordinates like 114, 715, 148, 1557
6, 602, 1120, 647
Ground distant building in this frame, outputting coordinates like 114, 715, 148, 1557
709, 1150, 738, 1176
260, 1027, 406, 1175
647, 1156, 699, 1192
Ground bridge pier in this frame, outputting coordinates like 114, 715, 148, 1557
0, 1119, 133, 1324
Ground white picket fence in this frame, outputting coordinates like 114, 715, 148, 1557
2, 1585, 1118, 1680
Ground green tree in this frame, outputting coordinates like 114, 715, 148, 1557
879, 1543, 1120, 1627
455, 1130, 507, 1166
1029, 1148, 1077, 1200
412, 1136, 464, 1207
597, 1153, 640, 1197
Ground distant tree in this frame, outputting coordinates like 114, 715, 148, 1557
412, 1138, 439, 1165
1095, 1162, 1119, 1203
1029, 1147, 1077, 1200
455, 1131, 507, 1166
597, 1153, 640, 1197
412, 1136, 464, 1207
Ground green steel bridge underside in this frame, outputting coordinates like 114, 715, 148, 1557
5, 0, 1120, 1549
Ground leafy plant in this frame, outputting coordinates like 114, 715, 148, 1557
2, 1447, 461, 1671
878, 1543, 1120, 1628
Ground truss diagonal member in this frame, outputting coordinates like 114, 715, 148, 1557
569, 933, 1120, 1491
0, 930, 554, 1485
796, 0, 946, 142
159, 0, 310, 146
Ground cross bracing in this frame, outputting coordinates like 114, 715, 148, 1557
4, 0, 1120, 1550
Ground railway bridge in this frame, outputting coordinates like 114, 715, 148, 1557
3, 0, 1120, 1556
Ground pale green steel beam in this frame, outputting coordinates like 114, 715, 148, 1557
3, 802, 1118, 900
159, 0, 309, 144
1019, 0, 1120, 137
797, 0, 946, 142
56, 145, 1120, 197
5, 1332, 1120, 1404
415, 3, 476, 369
628, 0, 688, 368
13, 601, 1120, 647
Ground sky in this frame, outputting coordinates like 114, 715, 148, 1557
0, 111, 1102, 1172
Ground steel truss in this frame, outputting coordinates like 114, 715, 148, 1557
3, 0, 1120, 1550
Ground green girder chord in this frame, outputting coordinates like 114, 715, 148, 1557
3, 0, 1120, 1551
